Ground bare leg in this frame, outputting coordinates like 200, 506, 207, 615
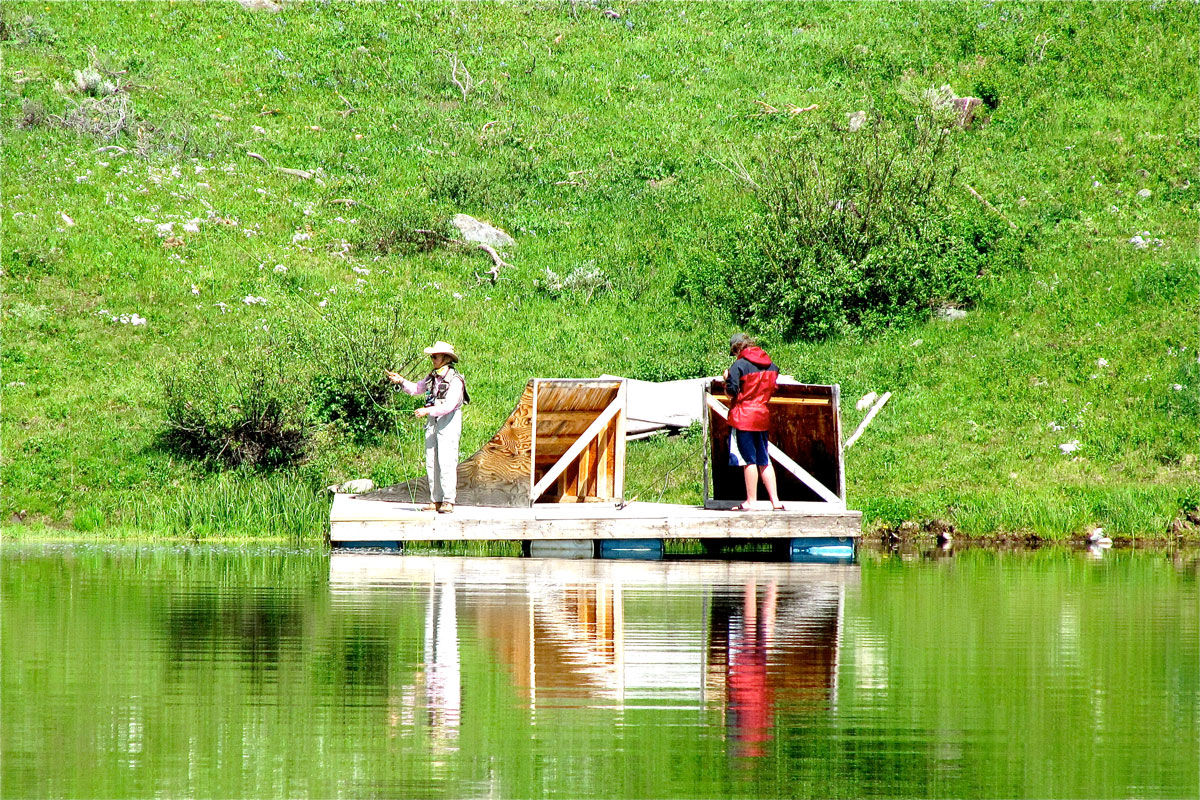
760, 463, 783, 509
742, 465, 759, 509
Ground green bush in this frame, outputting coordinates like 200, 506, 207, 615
161, 344, 312, 470
682, 111, 1022, 341
291, 306, 425, 441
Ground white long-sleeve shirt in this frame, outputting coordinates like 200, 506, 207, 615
398, 370, 465, 418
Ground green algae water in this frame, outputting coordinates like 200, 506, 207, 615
2, 543, 1196, 799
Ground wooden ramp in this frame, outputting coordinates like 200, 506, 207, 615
330, 494, 860, 544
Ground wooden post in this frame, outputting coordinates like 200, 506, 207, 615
529, 380, 540, 507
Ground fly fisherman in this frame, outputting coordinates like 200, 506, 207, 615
725, 333, 784, 511
386, 341, 468, 514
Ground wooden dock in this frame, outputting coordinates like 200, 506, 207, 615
329, 494, 861, 545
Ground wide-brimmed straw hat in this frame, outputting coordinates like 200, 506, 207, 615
423, 341, 459, 362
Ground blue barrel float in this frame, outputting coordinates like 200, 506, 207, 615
599, 539, 664, 561
790, 536, 855, 563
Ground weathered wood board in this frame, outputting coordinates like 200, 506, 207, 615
330, 494, 861, 543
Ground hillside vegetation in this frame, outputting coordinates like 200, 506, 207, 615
2, 1, 1196, 542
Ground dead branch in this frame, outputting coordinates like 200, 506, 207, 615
336, 92, 357, 117
436, 49, 475, 100
475, 242, 510, 284
94, 145, 128, 155
964, 184, 1018, 231
788, 103, 819, 114
246, 151, 270, 165
710, 155, 760, 192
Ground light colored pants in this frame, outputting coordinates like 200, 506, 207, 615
425, 410, 462, 504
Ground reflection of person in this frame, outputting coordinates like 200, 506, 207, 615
725, 333, 783, 511
386, 341, 468, 513
726, 580, 777, 758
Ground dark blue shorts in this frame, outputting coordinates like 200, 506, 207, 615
731, 429, 769, 467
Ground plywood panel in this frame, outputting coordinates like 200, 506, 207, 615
708, 380, 844, 504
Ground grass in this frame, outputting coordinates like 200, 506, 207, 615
1, 1, 1196, 543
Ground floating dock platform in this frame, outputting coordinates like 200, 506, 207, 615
334, 376, 861, 552
330, 494, 860, 546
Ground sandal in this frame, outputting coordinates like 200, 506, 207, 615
731, 502, 755, 512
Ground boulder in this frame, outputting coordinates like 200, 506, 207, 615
451, 214, 515, 248
340, 478, 375, 494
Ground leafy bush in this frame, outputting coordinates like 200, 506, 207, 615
161, 308, 428, 467
356, 206, 455, 256
681, 110, 1021, 341
162, 344, 312, 470
288, 306, 426, 441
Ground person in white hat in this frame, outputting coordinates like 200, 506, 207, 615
385, 341, 469, 513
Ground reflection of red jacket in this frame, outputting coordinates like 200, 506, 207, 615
728, 347, 779, 432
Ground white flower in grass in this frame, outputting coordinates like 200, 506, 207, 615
292, 231, 311, 244
273, 264, 288, 273
182, 220, 201, 233
1058, 440, 1081, 454
1049, 422, 1064, 432
318, 299, 327, 308
243, 295, 267, 305
214, 302, 228, 313
1172, 384, 1183, 391
453, 292, 464, 300
156, 222, 174, 237
1096, 358, 1108, 367
352, 266, 370, 275
191, 284, 201, 296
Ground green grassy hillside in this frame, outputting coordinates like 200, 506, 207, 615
2, 1, 1196, 541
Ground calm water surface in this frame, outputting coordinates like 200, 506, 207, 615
2, 543, 1196, 799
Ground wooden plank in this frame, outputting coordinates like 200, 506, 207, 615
531, 394, 623, 502
843, 391, 891, 450
613, 381, 627, 503
329, 506, 861, 542
702, 383, 711, 508
596, 424, 611, 499
833, 384, 846, 501
714, 394, 830, 406
704, 394, 842, 505
530, 380, 540, 505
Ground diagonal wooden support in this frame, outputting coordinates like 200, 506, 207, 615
705, 394, 843, 505
531, 396, 623, 503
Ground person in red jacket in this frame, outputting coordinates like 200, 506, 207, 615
725, 333, 784, 511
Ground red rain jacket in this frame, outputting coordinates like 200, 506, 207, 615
727, 346, 779, 432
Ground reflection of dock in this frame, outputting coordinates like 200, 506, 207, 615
330, 495, 861, 544
330, 555, 855, 728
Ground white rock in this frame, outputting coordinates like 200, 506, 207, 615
937, 306, 968, 321
1058, 440, 1081, 454
856, 391, 878, 412
340, 479, 375, 494
451, 214, 516, 248
1137, 188, 1151, 199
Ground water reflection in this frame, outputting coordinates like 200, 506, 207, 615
330, 556, 854, 760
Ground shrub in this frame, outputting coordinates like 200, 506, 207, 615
356, 206, 455, 256
288, 306, 426, 441
161, 343, 312, 470
535, 261, 611, 302
683, 110, 1020, 341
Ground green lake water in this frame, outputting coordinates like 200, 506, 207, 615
2, 543, 1196, 799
